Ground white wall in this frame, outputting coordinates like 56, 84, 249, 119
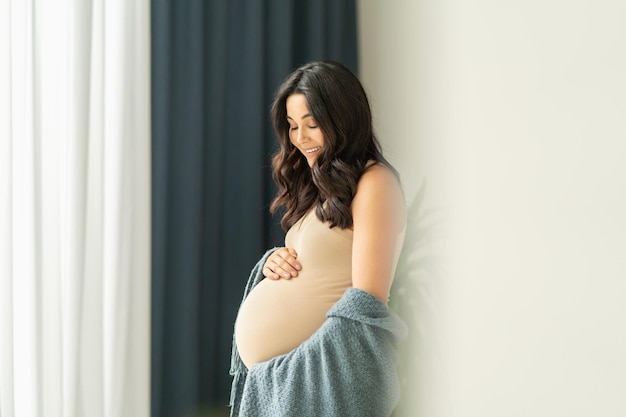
358, 1, 626, 416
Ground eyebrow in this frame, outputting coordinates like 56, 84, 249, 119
286, 113, 313, 121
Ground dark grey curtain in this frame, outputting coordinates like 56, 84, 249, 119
151, 1, 358, 416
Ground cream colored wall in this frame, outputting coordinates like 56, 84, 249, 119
358, 1, 626, 417
357, 0, 435, 200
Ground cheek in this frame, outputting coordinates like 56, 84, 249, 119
316, 128, 327, 144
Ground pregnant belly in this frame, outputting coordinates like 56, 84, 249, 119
234, 270, 351, 369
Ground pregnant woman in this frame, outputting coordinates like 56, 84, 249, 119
230, 61, 407, 417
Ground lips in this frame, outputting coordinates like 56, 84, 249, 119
305, 147, 321, 154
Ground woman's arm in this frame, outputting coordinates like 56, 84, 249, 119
351, 164, 406, 303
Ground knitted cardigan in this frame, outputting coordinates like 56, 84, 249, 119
229, 248, 408, 417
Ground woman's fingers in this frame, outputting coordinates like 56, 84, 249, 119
262, 265, 280, 280
278, 248, 301, 276
263, 247, 301, 279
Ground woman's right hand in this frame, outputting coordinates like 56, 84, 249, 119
262, 247, 301, 280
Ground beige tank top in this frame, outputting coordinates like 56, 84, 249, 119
235, 176, 405, 369
235, 208, 354, 368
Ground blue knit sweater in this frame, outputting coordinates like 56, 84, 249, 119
229, 248, 408, 417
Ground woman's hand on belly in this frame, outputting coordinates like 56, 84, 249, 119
262, 247, 302, 280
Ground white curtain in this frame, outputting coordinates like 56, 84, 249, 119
0, 0, 150, 416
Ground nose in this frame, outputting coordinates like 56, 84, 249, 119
295, 126, 309, 143
295, 129, 307, 144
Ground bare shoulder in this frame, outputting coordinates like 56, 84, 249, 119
354, 163, 404, 205
352, 163, 406, 230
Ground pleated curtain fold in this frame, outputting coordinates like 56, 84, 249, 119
0, 1, 150, 416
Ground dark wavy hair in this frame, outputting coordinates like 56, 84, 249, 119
270, 61, 398, 230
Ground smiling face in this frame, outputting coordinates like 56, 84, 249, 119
286, 93, 325, 167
